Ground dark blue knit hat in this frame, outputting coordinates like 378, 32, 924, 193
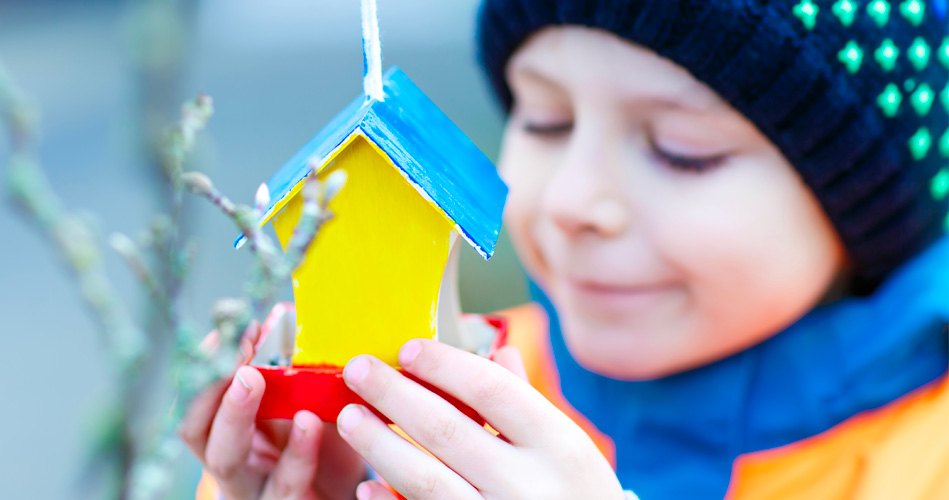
477, 0, 949, 287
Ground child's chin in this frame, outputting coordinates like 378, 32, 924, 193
560, 319, 699, 381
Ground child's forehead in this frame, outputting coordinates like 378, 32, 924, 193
508, 27, 727, 112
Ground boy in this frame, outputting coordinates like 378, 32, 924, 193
185, 1, 948, 498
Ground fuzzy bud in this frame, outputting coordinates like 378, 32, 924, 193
180, 171, 213, 196
322, 170, 347, 204
211, 298, 250, 344
254, 183, 270, 212
194, 94, 213, 111
108, 233, 140, 260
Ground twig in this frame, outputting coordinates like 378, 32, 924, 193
2, 52, 346, 500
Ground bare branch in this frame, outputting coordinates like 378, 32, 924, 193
108, 232, 171, 315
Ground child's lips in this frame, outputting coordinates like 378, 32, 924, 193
563, 279, 681, 313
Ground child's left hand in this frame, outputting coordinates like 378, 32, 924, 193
336, 338, 626, 500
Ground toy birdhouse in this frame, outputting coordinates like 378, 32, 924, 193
241, 0, 508, 422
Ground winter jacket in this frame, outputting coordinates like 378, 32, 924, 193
197, 237, 948, 499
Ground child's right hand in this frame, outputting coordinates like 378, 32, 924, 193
178, 324, 366, 500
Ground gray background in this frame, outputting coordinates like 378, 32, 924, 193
0, 1, 528, 498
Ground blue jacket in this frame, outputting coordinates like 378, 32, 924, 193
534, 237, 949, 499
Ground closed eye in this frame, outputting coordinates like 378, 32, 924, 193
650, 138, 729, 173
523, 121, 574, 137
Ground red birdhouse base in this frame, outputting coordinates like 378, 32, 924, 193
253, 314, 508, 424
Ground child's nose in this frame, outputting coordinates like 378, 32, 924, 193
542, 143, 630, 239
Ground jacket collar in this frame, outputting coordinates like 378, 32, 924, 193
533, 237, 949, 499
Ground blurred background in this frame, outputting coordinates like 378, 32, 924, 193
0, 0, 527, 498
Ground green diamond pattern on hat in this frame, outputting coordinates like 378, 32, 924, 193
477, 0, 949, 284
931, 169, 949, 201
839, 41, 864, 73
793, 0, 820, 30
939, 37, 949, 69
877, 83, 903, 117
875, 39, 900, 71
908, 127, 932, 160
908, 37, 931, 71
910, 83, 934, 116
898, 0, 925, 26
867, 0, 891, 26
832, 0, 858, 26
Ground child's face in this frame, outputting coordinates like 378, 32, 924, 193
499, 27, 847, 380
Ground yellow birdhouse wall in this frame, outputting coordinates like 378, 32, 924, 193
271, 134, 456, 368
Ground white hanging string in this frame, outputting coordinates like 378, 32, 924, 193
361, 0, 384, 101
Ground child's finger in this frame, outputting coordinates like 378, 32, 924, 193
249, 432, 283, 465
492, 345, 529, 382
199, 329, 221, 354
260, 411, 323, 500
336, 404, 482, 500
178, 378, 229, 461
342, 355, 510, 486
239, 336, 256, 365
242, 319, 262, 347
397, 339, 574, 446
236, 320, 261, 365
312, 422, 370, 500
205, 366, 266, 491
356, 480, 400, 500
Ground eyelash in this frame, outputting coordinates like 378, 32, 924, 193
523, 121, 729, 172
651, 145, 728, 173
523, 121, 574, 137
649, 135, 729, 172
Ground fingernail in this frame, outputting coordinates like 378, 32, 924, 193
229, 369, 252, 401
355, 482, 372, 500
240, 337, 256, 364
292, 412, 309, 439
399, 339, 421, 366
344, 356, 370, 385
337, 404, 364, 434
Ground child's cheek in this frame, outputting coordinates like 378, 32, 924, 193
498, 148, 549, 277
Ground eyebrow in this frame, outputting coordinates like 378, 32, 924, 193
507, 64, 571, 95
509, 62, 722, 113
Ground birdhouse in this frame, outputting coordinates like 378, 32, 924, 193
240, 1, 508, 422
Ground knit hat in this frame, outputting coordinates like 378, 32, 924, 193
477, 0, 949, 288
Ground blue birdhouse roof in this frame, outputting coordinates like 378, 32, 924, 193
235, 67, 507, 259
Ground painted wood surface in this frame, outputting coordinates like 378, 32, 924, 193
254, 312, 511, 423
236, 67, 507, 259
272, 134, 455, 368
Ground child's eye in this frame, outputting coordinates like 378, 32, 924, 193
523, 121, 574, 138
651, 140, 729, 173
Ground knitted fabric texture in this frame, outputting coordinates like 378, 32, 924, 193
477, 0, 949, 286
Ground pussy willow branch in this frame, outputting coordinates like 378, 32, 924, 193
1, 60, 146, 375
181, 165, 346, 320
1, 75, 210, 500
2, 56, 346, 500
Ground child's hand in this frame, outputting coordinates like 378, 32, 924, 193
336, 340, 626, 500
178, 324, 366, 500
